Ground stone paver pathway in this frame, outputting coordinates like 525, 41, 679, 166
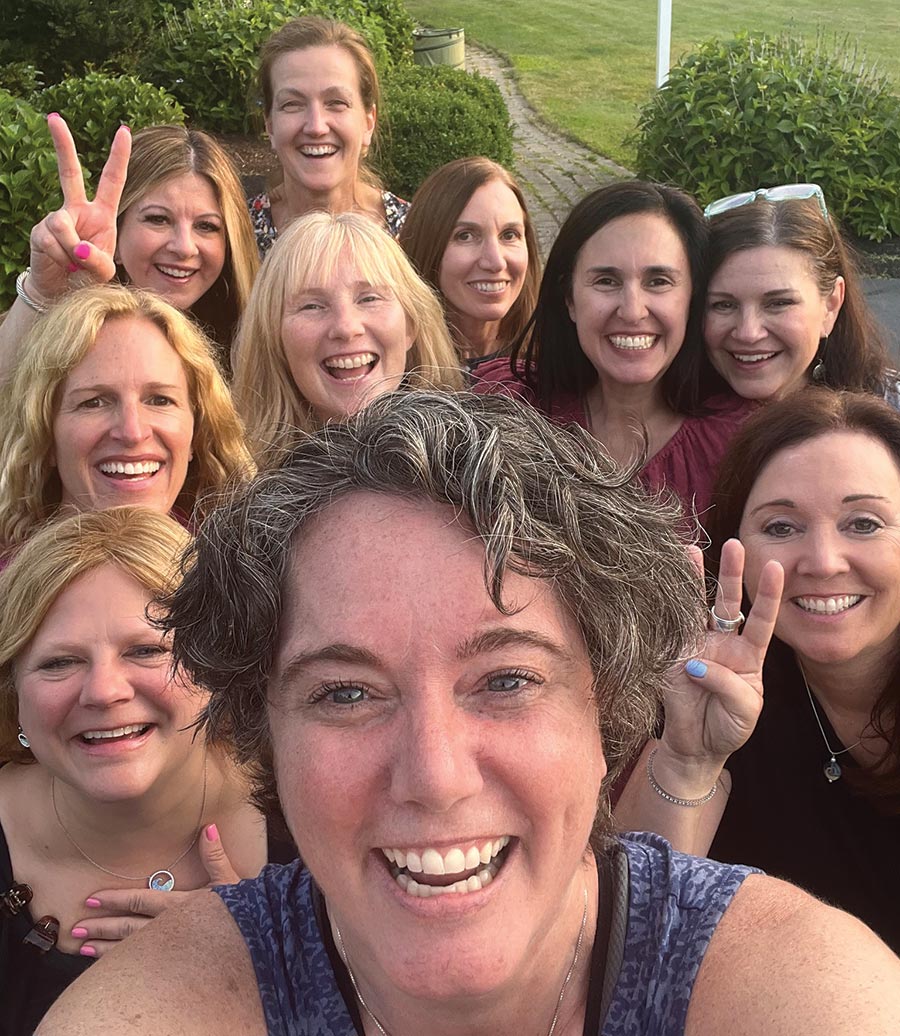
466, 43, 631, 254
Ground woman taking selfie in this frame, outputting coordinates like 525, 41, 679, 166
39, 392, 900, 1036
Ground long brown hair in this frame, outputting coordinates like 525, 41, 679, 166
398, 157, 540, 356
708, 387, 900, 806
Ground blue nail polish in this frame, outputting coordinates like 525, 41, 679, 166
685, 659, 707, 678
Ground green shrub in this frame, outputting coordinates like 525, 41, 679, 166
36, 72, 185, 182
0, 62, 43, 96
4, 0, 173, 83
139, 0, 412, 135
377, 66, 515, 198
632, 32, 900, 242
0, 90, 62, 309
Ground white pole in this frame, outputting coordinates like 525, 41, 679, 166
656, 0, 672, 88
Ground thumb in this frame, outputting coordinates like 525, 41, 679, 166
200, 824, 240, 886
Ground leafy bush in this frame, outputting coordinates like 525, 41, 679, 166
632, 32, 900, 242
3, 0, 173, 83
0, 62, 43, 96
138, 0, 413, 135
377, 66, 515, 198
36, 72, 185, 182
0, 90, 62, 309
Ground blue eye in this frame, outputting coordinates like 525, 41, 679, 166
485, 669, 540, 694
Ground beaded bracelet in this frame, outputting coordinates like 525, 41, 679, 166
646, 747, 718, 807
15, 269, 49, 313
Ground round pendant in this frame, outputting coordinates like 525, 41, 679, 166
148, 869, 176, 892
824, 759, 842, 783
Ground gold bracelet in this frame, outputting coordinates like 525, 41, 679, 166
647, 747, 718, 807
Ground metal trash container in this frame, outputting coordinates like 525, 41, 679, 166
412, 27, 465, 70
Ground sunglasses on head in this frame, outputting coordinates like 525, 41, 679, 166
703, 183, 828, 220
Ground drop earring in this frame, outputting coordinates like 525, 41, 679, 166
811, 335, 828, 383
17, 726, 30, 749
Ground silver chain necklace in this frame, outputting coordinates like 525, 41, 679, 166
333, 883, 589, 1036
50, 755, 208, 890
799, 664, 863, 783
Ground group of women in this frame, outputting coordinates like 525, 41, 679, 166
0, 10, 899, 1035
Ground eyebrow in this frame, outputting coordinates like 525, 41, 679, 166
135, 202, 221, 219
64, 382, 185, 395
456, 627, 573, 663
453, 220, 525, 230
585, 265, 680, 277
749, 493, 889, 516
275, 642, 381, 693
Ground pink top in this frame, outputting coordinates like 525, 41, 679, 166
472, 358, 755, 520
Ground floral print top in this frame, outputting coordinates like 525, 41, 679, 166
248, 191, 410, 257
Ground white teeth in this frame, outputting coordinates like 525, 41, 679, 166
98, 461, 161, 476
795, 595, 862, 615
609, 335, 655, 350
323, 353, 377, 370
82, 723, 147, 740
383, 836, 510, 894
300, 145, 338, 156
732, 352, 776, 364
398, 860, 500, 898
470, 281, 507, 293
156, 266, 194, 279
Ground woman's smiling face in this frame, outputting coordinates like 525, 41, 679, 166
704, 245, 845, 400
740, 430, 900, 672
268, 492, 605, 1004
280, 250, 413, 423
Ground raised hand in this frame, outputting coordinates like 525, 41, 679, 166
660, 538, 784, 768
71, 824, 240, 959
25, 114, 131, 302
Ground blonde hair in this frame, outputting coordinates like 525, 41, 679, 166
0, 285, 254, 548
232, 211, 464, 465
0, 507, 191, 764
121, 126, 260, 347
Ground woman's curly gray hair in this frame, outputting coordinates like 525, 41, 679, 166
160, 391, 706, 832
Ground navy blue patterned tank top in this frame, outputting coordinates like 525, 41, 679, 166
215, 832, 757, 1035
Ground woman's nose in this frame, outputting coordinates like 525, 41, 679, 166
327, 301, 365, 341
111, 401, 150, 444
388, 695, 483, 812
732, 308, 767, 344
78, 659, 137, 709
477, 235, 505, 272
617, 283, 649, 323
795, 528, 851, 579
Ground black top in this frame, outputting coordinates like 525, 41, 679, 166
711, 641, 900, 952
0, 819, 297, 1035
0, 821, 93, 1036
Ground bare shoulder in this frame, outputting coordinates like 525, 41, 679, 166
687, 873, 900, 1036
37, 889, 266, 1036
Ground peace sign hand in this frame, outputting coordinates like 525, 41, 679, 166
660, 538, 784, 769
26, 114, 131, 301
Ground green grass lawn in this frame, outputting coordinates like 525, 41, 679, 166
405, 0, 900, 166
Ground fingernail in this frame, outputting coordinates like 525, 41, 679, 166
73, 242, 90, 260
48, 112, 60, 120
85, 897, 101, 908
205, 823, 219, 842
71, 926, 88, 938
67, 262, 79, 273
122, 124, 131, 133
685, 659, 708, 678
79, 945, 97, 957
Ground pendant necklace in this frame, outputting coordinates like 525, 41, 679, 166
799, 663, 862, 783
51, 755, 208, 891
334, 883, 589, 1036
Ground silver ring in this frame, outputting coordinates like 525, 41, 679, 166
709, 606, 745, 633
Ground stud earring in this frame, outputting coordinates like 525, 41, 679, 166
17, 726, 30, 749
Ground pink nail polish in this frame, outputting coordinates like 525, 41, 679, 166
47, 112, 60, 120
80, 945, 97, 957
205, 823, 219, 842
73, 243, 90, 260
85, 897, 101, 908
71, 926, 88, 938
67, 262, 79, 273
